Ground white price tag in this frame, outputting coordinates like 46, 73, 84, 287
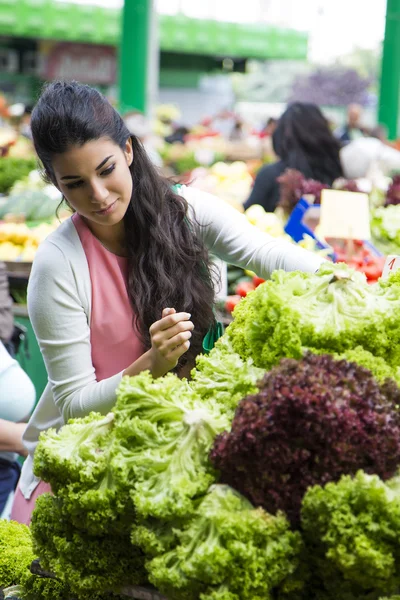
319, 189, 371, 240
381, 255, 400, 280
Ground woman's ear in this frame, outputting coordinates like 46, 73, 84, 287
125, 138, 133, 166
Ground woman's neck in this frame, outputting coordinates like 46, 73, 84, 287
84, 218, 127, 257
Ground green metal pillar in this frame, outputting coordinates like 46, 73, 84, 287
378, 0, 400, 140
119, 0, 156, 115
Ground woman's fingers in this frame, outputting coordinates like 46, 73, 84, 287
165, 339, 191, 363
149, 310, 192, 337
149, 308, 193, 370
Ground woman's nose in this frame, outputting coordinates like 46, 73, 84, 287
90, 179, 109, 203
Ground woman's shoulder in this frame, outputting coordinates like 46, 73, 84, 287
30, 216, 85, 281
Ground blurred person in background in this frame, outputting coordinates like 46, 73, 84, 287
335, 103, 366, 145
0, 261, 35, 515
259, 117, 277, 139
244, 102, 343, 213
340, 133, 400, 179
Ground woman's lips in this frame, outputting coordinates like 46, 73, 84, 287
95, 200, 117, 215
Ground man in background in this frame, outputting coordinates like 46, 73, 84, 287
335, 103, 366, 145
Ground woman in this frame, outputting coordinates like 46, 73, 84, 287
0, 261, 35, 515
11, 82, 325, 524
244, 102, 343, 213
0, 340, 35, 515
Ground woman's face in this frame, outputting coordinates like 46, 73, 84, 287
52, 137, 133, 228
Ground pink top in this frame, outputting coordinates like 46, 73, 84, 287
72, 213, 144, 381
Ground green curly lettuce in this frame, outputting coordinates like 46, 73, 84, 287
190, 336, 265, 418
33, 412, 133, 535
0, 519, 35, 589
113, 372, 230, 520
30, 493, 146, 598
33, 412, 115, 492
146, 484, 304, 600
227, 262, 400, 370
301, 471, 400, 597
371, 205, 400, 255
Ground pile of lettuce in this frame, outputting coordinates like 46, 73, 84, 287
15, 260, 400, 599
211, 353, 400, 525
29, 364, 301, 600
226, 262, 400, 383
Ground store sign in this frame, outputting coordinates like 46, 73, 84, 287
43, 42, 117, 85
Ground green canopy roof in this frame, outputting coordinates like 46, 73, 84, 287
0, 0, 308, 60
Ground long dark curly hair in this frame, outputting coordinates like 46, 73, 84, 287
272, 102, 343, 185
31, 81, 216, 369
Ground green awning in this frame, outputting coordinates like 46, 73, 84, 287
0, 0, 308, 60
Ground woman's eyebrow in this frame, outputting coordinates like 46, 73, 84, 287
61, 155, 114, 180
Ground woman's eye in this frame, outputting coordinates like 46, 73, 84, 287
101, 164, 116, 177
65, 180, 83, 190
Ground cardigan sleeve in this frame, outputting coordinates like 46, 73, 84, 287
27, 241, 123, 423
181, 186, 325, 277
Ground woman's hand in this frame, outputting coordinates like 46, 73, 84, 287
149, 308, 194, 378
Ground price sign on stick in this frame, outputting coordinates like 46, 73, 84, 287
318, 189, 371, 240
382, 255, 400, 280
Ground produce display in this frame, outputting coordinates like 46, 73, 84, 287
0, 157, 37, 195
5, 128, 400, 599
372, 204, 400, 255
4, 264, 400, 599
191, 161, 255, 211
0, 169, 66, 262
0, 222, 57, 262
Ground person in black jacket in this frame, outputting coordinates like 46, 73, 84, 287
244, 102, 343, 213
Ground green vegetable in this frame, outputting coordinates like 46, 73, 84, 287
0, 189, 60, 221
114, 371, 231, 519
146, 484, 303, 600
0, 157, 36, 195
227, 262, 400, 371
190, 336, 264, 418
372, 205, 400, 254
301, 471, 400, 597
33, 412, 131, 535
30, 493, 146, 598
336, 346, 400, 385
0, 519, 34, 589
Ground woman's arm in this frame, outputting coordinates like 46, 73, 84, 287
28, 245, 193, 423
183, 186, 325, 278
0, 420, 27, 456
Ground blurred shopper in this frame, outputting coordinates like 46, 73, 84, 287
0, 261, 35, 515
259, 117, 277, 139
10, 81, 326, 524
340, 135, 400, 179
335, 103, 366, 145
244, 102, 343, 213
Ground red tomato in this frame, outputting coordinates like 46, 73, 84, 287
235, 281, 256, 297
225, 295, 242, 313
253, 275, 266, 287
